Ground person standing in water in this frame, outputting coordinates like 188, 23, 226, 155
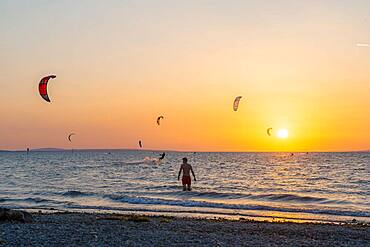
178, 157, 196, 191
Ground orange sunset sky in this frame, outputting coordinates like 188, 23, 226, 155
0, 1, 369, 152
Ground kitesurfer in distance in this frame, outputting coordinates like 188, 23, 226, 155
178, 157, 196, 191
159, 152, 165, 160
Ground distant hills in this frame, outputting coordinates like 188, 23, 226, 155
0, 148, 67, 152
29, 148, 171, 152
30, 148, 67, 152
0, 148, 168, 152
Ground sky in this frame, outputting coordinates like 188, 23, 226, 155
0, 0, 369, 152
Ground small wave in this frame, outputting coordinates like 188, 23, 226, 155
177, 191, 246, 199
2, 193, 368, 218
250, 193, 328, 203
0, 197, 62, 204
62, 190, 91, 197
307, 177, 332, 181
25, 197, 52, 203
151, 190, 338, 204
194, 192, 328, 203
102, 194, 370, 217
144, 185, 185, 190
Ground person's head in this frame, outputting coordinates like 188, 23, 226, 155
182, 157, 188, 163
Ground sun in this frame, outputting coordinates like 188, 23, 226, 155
276, 128, 289, 139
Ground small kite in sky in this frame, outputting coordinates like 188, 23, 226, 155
157, 116, 164, 125
267, 128, 273, 136
233, 96, 242, 111
68, 133, 75, 142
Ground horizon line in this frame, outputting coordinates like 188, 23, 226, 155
1, 147, 369, 153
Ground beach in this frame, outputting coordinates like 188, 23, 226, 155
1, 211, 369, 247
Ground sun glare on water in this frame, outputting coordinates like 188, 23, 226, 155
277, 128, 289, 139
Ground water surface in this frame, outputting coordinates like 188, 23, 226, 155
0, 151, 369, 223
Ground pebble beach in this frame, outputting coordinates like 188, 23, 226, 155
1, 212, 369, 247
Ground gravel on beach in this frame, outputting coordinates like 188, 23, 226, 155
0, 212, 369, 247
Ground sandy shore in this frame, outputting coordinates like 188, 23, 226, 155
1, 212, 369, 246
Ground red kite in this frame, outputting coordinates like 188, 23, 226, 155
39, 75, 56, 102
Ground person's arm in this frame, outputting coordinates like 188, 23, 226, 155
178, 166, 183, 180
190, 166, 196, 181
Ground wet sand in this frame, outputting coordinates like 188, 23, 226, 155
1, 212, 369, 246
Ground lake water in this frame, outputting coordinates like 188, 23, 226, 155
0, 151, 369, 223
